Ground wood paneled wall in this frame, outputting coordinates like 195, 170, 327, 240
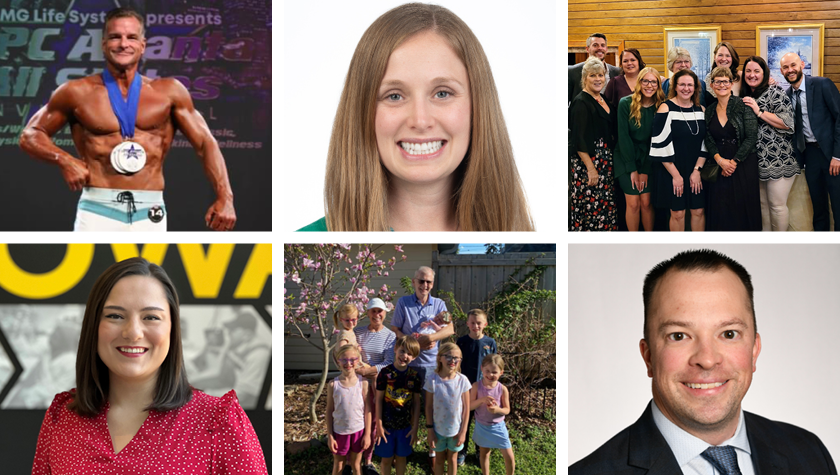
568, 0, 840, 85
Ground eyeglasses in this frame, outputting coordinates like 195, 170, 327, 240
675, 60, 691, 66
442, 355, 462, 363
640, 79, 658, 86
339, 358, 360, 364
416, 279, 433, 285
713, 80, 732, 86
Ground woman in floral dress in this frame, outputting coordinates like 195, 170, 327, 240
570, 56, 617, 231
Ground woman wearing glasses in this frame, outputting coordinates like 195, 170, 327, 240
703, 67, 761, 231
650, 69, 707, 231
662, 47, 708, 107
614, 67, 664, 231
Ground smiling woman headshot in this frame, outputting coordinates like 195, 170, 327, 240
291, 2, 548, 232
31, 258, 267, 474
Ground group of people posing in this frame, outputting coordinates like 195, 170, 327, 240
569, 33, 840, 231
324, 267, 515, 475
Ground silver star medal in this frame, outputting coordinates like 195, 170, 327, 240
111, 141, 147, 174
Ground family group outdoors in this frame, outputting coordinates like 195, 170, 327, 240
569, 32, 840, 231
324, 267, 515, 475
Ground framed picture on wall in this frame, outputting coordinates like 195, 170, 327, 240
664, 26, 721, 81
757, 23, 825, 91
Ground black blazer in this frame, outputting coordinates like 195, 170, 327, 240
569, 402, 837, 475
785, 75, 840, 165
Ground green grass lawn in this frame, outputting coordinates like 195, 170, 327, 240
284, 421, 555, 474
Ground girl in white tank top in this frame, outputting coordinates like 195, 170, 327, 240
326, 345, 371, 475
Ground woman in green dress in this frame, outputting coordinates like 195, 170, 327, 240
614, 67, 665, 231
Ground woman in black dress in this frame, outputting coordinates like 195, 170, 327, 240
570, 56, 617, 231
650, 69, 707, 231
704, 66, 761, 231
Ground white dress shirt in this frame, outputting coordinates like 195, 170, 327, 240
651, 399, 756, 475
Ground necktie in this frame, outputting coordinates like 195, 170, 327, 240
794, 89, 806, 152
701, 445, 742, 475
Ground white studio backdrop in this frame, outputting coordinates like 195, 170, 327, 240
568, 244, 840, 466
284, 0, 558, 232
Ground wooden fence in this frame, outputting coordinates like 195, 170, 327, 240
431, 251, 556, 318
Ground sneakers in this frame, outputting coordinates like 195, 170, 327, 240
362, 463, 380, 475
457, 453, 466, 466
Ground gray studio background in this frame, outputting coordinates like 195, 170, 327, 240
568, 244, 840, 465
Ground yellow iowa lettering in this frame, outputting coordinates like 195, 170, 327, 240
0, 244, 94, 299
234, 243, 271, 298
177, 244, 235, 298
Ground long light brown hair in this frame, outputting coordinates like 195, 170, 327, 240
324, 3, 534, 231
629, 67, 665, 127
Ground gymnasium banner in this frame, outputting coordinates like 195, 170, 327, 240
0, 243, 273, 472
0, 1, 272, 230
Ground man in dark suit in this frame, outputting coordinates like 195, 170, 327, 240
781, 52, 840, 231
569, 33, 622, 106
570, 249, 837, 475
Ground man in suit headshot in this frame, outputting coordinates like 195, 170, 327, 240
781, 52, 840, 231
568, 33, 622, 105
570, 249, 837, 475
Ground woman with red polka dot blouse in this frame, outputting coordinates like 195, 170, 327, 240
31, 257, 268, 474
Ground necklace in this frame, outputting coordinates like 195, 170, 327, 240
586, 90, 605, 105
676, 101, 699, 136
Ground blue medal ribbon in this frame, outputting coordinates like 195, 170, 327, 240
102, 68, 142, 139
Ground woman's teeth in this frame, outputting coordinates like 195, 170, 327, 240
118, 347, 146, 353
400, 141, 443, 155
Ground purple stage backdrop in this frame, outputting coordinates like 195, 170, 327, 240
0, 0, 271, 230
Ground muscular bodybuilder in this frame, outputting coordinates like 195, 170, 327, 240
20, 7, 236, 231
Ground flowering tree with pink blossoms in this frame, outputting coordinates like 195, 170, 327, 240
284, 243, 407, 423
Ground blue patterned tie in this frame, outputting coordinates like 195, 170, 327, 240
701, 445, 742, 475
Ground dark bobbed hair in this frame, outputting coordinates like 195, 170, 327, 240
667, 69, 701, 107
642, 249, 756, 342
620, 48, 646, 74
68, 257, 192, 417
103, 7, 145, 37
740, 55, 770, 100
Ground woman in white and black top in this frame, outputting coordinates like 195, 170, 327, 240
353, 298, 396, 474
740, 55, 801, 231
650, 68, 707, 231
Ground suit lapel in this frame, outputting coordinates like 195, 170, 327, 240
745, 412, 790, 475
627, 403, 682, 475
805, 75, 817, 121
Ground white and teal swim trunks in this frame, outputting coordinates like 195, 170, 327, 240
75, 187, 167, 231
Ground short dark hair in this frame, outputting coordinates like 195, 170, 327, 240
740, 55, 770, 100
620, 48, 646, 74
104, 7, 145, 37
642, 249, 756, 341
587, 33, 607, 47
68, 257, 191, 417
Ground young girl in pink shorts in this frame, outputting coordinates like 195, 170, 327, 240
326, 345, 372, 475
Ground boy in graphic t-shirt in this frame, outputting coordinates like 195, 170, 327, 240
375, 335, 424, 475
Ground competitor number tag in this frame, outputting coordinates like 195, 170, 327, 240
148, 205, 165, 223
